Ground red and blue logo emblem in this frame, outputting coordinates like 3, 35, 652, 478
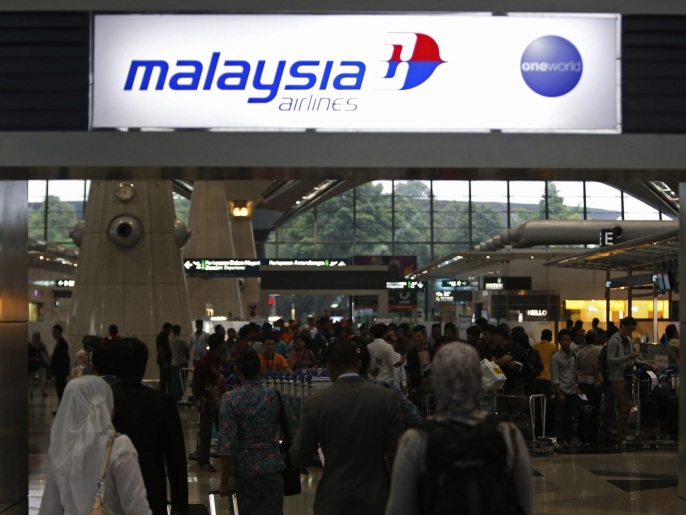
383, 33, 445, 90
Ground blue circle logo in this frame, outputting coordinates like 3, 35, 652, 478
520, 36, 583, 97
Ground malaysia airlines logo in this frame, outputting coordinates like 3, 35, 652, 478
122, 32, 444, 107
383, 33, 445, 90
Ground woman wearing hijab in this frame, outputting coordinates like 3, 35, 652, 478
385, 343, 533, 515
38, 375, 151, 515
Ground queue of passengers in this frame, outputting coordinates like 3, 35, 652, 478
38, 319, 533, 515
40, 314, 669, 515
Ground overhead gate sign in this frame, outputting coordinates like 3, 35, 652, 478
92, 14, 620, 132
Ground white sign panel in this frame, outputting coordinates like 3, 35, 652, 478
92, 14, 620, 132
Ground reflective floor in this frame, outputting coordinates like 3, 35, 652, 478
28, 390, 679, 514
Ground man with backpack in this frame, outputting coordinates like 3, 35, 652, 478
489, 325, 533, 416
596, 327, 616, 445
386, 343, 532, 515
605, 316, 658, 446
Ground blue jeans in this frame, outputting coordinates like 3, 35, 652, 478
170, 364, 186, 402
197, 410, 218, 466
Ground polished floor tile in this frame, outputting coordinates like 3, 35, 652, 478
28, 390, 679, 515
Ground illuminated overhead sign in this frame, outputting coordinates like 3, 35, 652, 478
184, 259, 261, 277
264, 259, 348, 267
183, 258, 349, 277
55, 279, 76, 288
386, 281, 425, 290
93, 14, 619, 132
441, 279, 470, 288
435, 291, 456, 303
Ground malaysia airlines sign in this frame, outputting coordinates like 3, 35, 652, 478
92, 14, 620, 132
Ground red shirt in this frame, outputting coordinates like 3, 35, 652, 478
192, 353, 226, 414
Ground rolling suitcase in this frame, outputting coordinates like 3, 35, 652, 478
209, 492, 239, 515
577, 401, 599, 443
167, 503, 209, 515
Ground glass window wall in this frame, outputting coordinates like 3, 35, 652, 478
28, 179, 673, 263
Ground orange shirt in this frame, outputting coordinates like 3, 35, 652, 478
259, 352, 291, 374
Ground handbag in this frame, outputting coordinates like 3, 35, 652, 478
91, 433, 119, 515
275, 391, 304, 496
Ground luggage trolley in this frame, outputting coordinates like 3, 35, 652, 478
626, 363, 662, 447
528, 394, 555, 454
628, 366, 679, 447
480, 382, 505, 415
653, 369, 679, 445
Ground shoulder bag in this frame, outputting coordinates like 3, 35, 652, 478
275, 391, 304, 496
91, 433, 119, 515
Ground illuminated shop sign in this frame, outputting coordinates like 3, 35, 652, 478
483, 277, 532, 291
92, 14, 619, 132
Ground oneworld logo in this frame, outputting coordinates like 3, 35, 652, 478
520, 36, 583, 97
123, 33, 443, 106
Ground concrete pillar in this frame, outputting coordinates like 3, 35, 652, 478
185, 181, 243, 320
679, 183, 686, 513
0, 181, 28, 515
67, 179, 191, 379
232, 217, 260, 319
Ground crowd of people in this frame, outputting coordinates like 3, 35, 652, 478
35, 313, 676, 515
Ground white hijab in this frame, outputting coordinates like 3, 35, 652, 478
431, 343, 489, 426
48, 375, 115, 515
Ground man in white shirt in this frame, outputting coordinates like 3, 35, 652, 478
189, 319, 209, 367
367, 323, 399, 386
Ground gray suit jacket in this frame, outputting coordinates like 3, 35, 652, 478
290, 374, 404, 515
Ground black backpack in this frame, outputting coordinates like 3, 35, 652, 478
511, 343, 535, 387
418, 416, 525, 515
598, 345, 609, 381
528, 347, 543, 378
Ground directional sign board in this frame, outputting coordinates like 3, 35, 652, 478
264, 259, 348, 267
386, 281, 425, 290
183, 258, 349, 277
183, 259, 261, 277
435, 291, 456, 303
441, 279, 471, 288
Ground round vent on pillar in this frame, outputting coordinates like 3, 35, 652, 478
107, 215, 143, 248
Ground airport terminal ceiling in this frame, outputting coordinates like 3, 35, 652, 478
3, 2, 686, 234
2, 4, 686, 182
4, 0, 686, 14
